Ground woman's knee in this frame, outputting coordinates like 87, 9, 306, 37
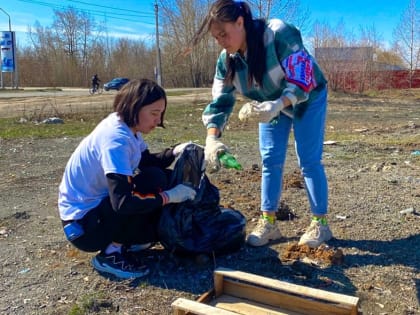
261, 151, 285, 169
300, 160, 325, 176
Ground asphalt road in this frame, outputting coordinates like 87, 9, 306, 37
0, 87, 212, 118
0, 87, 109, 98
0, 87, 211, 98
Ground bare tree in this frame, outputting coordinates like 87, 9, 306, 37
53, 8, 82, 57
356, 24, 384, 91
19, 11, 156, 88
51, 7, 101, 85
359, 24, 383, 49
26, 22, 61, 86
311, 20, 352, 91
78, 11, 94, 84
107, 38, 154, 80
310, 15, 419, 93
376, 50, 405, 68
248, 0, 276, 19
158, 0, 311, 87
392, 0, 420, 87
312, 19, 355, 48
248, 0, 311, 33
159, 0, 217, 87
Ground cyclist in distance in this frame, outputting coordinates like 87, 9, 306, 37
91, 74, 101, 92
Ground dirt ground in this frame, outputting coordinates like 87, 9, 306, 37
0, 88, 419, 315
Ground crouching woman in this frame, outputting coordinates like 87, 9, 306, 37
58, 79, 195, 279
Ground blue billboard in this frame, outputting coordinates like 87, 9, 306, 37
1, 31, 15, 72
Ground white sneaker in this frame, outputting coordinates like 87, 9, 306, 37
298, 221, 333, 248
246, 217, 281, 247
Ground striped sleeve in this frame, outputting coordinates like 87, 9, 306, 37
270, 20, 313, 104
202, 52, 236, 131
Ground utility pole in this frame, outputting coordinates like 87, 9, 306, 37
154, 1, 163, 86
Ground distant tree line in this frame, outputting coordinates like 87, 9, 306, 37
10, 0, 419, 91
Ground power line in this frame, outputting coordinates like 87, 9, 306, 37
16, 0, 155, 24
17, 0, 72, 12
66, 0, 154, 16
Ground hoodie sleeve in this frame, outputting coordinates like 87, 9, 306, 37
202, 51, 236, 132
106, 173, 164, 215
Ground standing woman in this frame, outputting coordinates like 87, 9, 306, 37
58, 79, 196, 279
190, 0, 332, 248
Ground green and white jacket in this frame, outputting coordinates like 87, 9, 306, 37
203, 19, 327, 131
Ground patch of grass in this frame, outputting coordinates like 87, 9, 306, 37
0, 87, 63, 93
325, 131, 366, 143
0, 94, 209, 141
326, 129, 420, 147
2, 91, 418, 158
31, 88, 64, 92
0, 113, 105, 139
0, 101, 208, 141
166, 90, 192, 97
166, 88, 210, 97
144, 103, 206, 146
68, 292, 118, 315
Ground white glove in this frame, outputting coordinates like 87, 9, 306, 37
238, 101, 260, 122
161, 184, 196, 204
205, 135, 228, 173
239, 98, 291, 123
173, 141, 192, 156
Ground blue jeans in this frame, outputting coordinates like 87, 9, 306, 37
259, 87, 328, 216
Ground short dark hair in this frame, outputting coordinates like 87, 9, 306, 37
113, 78, 167, 128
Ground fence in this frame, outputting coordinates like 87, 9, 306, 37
325, 69, 420, 92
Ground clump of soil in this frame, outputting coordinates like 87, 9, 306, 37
283, 169, 305, 189
282, 243, 344, 267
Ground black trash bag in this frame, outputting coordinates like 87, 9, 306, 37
158, 143, 246, 255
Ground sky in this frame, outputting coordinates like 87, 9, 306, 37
0, 0, 158, 45
0, 0, 413, 49
299, 0, 411, 48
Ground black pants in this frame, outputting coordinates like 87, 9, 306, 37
63, 167, 170, 252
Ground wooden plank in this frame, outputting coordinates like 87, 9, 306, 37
214, 268, 358, 315
215, 268, 358, 306
215, 268, 359, 307
211, 294, 302, 315
222, 280, 353, 315
171, 298, 239, 315
214, 271, 224, 297
196, 288, 215, 304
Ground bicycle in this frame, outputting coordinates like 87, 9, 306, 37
89, 85, 103, 95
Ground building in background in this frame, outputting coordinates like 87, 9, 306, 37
315, 47, 419, 92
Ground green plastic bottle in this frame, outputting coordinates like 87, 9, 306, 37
219, 152, 243, 170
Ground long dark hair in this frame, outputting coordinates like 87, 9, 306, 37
113, 79, 167, 128
191, 0, 266, 87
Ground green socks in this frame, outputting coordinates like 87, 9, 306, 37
261, 214, 276, 224
261, 214, 327, 225
312, 216, 328, 225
